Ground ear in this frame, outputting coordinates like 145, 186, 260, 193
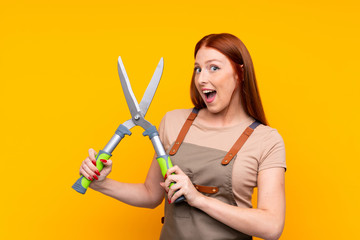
234, 72, 239, 81
234, 72, 241, 89
239, 64, 244, 81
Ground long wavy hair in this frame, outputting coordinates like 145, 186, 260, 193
190, 33, 268, 125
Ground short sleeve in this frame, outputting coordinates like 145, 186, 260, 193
158, 113, 170, 152
258, 129, 286, 172
158, 108, 195, 153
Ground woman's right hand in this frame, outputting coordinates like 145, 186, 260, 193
79, 148, 113, 183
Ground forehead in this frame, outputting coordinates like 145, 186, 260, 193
195, 47, 229, 64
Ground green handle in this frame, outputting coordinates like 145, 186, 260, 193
72, 151, 111, 194
157, 155, 174, 177
157, 155, 185, 203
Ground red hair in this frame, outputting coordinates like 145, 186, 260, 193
190, 33, 269, 125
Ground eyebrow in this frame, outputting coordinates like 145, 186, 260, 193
194, 59, 222, 65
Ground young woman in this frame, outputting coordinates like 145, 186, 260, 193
79, 33, 286, 240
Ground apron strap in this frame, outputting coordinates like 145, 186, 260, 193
221, 120, 261, 165
169, 108, 199, 156
169, 108, 262, 165
194, 184, 219, 194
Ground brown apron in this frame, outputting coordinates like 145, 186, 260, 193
160, 108, 261, 240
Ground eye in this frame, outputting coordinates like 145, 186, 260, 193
210, 65, 220, 71
194, 67, 201, 73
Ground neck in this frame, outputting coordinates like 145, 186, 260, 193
200, 107, 250, 128
198, 95, 251, 128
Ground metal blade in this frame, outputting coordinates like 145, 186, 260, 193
139, 57, 164, 117
117, 56, 141, 118
122, 119, 136, 130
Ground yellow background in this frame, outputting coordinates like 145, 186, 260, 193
1, 1, 359, 239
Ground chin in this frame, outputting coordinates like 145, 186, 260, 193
204, 104, 224, 114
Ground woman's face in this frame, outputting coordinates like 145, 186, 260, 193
194, 47, 241, 114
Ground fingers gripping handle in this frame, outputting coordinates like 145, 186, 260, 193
144, 126, 185, 203
72, 151, 111, 194
72, 124, 131, 194
156, 155, 185, 203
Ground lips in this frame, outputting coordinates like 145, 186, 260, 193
202, 89, 217, 103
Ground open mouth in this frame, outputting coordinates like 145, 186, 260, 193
203, 89, 217, 103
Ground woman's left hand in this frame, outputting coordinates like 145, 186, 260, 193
160, 165, 204, 207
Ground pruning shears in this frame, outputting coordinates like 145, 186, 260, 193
72, 56, 185, 203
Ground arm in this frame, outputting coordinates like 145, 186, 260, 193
86, 112, 174, 208
82, 150, 165, 209
163, 166, 285, 240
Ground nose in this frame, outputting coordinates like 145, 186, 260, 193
197, 70, 208, 85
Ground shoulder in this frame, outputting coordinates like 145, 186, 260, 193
163, 108, 193, 122
253, 124, 286, 171
160, 108, 193, 130
255, 124, 285, 146
158, 108, 194, 151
